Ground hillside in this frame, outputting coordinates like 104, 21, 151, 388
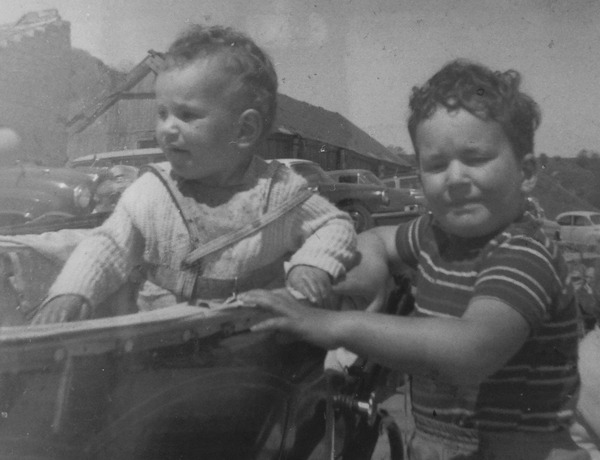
532, 155, 600, 218
531, 170, 598, 219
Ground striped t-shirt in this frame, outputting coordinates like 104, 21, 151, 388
396, 212, 580, 438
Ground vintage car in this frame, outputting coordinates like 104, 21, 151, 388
71, 151, 423, 233
68, 148, 166, 170
328, 169, 425, 218
556, 210, 600, 249
0, 163, 99, 228
381, 173, 425, 204
0, 218, 409, 460
279, 160, 423, 232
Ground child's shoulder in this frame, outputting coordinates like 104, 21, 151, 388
120, 163, 172, 202
497, 213, 555, 252
266, 159, 311, 193
482, 215, 567, 283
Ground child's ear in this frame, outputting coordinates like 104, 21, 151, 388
236, 109, 263, 149
520, 153, 537, 194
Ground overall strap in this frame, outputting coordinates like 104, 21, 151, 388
144, 162, 314, 299
143, 163, 203, 245
148, 257, 285, 301
145, 162, 314, 266
183, 186, 313, 267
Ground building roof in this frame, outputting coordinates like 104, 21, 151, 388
274, 94, 405, 166
67, 51, 409, 168
0, 9, 68, 48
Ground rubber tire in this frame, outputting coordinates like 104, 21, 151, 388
340, 202, 374, 233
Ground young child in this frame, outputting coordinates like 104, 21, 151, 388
241, 60, 589, 459
31, 25, 356, 324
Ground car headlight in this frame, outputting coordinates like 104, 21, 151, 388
379, 189, 390, 206
73, 184, 92, 209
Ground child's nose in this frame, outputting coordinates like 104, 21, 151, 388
157, 116, 179, 142
446, 160, 468, 183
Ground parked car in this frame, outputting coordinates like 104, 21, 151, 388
525, 197, 561, 241
556, 211, 600, 248
278, 160, 424, 232
0, 163, 100, 228
92, 164, 140, 213
69, 147, 166, 169
328, 169, 388, 187
70, 152, 424, 232
382, 173, 425, 203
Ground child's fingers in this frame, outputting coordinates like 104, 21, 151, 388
239, 289, 297, 316
250, 316, 292, 333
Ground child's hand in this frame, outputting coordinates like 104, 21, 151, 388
30, 295, 93, 324
286, 265, 333, 307
239, 289, 339, 350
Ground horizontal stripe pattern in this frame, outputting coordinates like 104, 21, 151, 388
395, 213, 581, 434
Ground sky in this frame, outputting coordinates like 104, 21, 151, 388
3, 0, 600, 157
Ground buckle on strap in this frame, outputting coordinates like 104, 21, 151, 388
148, 257, 285, 301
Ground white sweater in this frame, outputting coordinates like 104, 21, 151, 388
48, 157, 357, 307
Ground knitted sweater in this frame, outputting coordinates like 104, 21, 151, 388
48, 157, 357, 307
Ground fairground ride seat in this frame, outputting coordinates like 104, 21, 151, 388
0, 232, 410, 460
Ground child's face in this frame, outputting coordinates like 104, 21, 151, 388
155, 57, 250, 185
416, 107, 534, 238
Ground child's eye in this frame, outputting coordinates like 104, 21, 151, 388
421, 160, 448, 173
179, 111, 199, 122
157, 108, 168, 120
463, 155, 491, 166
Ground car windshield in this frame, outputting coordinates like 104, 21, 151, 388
291, 163, 336, 185
590, 214, 600, 225
357, 171, 385, 186
399, 176, 420, 189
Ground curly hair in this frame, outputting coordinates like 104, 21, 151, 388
164, 25, 278, 138
408, 59, 541, 160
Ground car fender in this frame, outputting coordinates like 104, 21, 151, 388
317, 183, 386, 213
0, 188, 63, 219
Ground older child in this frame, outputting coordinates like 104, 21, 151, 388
241, 60, 589, 459
32, 25, 356, 324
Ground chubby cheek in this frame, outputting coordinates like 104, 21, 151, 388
419, 174, 445, 205
474, 169, 512, 199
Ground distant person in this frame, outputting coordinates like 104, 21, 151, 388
32, 24, 356, 324
571, 319, 600, 459
241, 60, 589, 459
0, 126, 22, 166
570, 262, 600, 458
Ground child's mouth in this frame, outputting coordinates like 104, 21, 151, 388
168, 147, 189, 155
450, 200, 479, 212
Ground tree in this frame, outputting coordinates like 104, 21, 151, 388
576, 150, 590, 169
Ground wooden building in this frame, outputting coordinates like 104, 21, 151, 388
0, 10, 71, 166
67, 51, 410, 176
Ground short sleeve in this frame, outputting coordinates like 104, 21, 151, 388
474, 234, 562, 330
395, 214, 428, 270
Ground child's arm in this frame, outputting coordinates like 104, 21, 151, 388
286, 265, 333, 306
240, 288, 530, 386
244, 224, 531, 385
31, 196, 146, 324
332, 226, 402, 311
283, 193, 356, 302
